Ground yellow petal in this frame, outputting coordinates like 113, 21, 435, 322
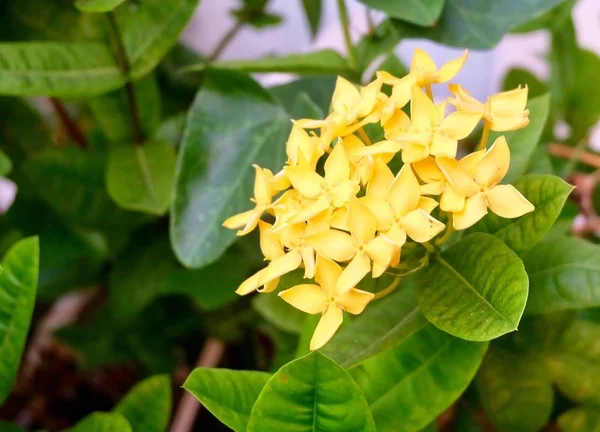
223, 209, 256, 229
486, 184, 535, 218
436, 101, 447, 120
329, 181, 359, 208
360, 196, 394, 231
489, 115, 530, 132
436, 156, 479, 196
453, 193, 488, 230
437, 50, 468, 83
336, 288, 374, 315
357, 79, 382, 117
310, 305, 343, 350
305, 208, 332, 237
348, 198, 377, 245
301, 246, 316, 279
342, 133, 366, 156
237, 211, 261, 236
402, 209, 445, 243
330, 206, 350, 231
366, 158, 394, 199
332, 76, 361, 114
402, 142, 430, 163
325, 140, 351, 185
413, 156, 444, 183
352, 140, 402, 158
259, 248, 303, 286
279, 284, 327, 314
411, 85, 439, 128
388, 164, 421, 217
285, 166, 323, 198
236, 268, 265, 296
315, 255, 343, 296
383, 224, 407, 248
381, 74, 416, 124
411, 48, 437, 82
383, 109, 411, 132
418, 196, 439, 214
440, 111, 482, 140
430, 133, 458, 159
474, 136, 510, 187
440, 184, 466, 213
459, 149, 486, 176
259, 220, 284, 260
288, 195, 331, 224
488, 86, 528, 115
420, 181, 444, 195
270, 169, 291, 191
253, 165, 273, 205
335, 251, 371, 296
286, 125, 314, 166
313, 229, 356, 262
376, 70, 400, 85
363, 235, 397, 268
448, 84, 484, 113
259, 277, 280, 293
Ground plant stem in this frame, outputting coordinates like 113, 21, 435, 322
337, 0, 357, 71
435, 217, 454, 246
49, 98, 88, 149
358, 127, 372, 145
107, 12, 144, 145
209, 20, 244, 62
422, 241, 436, 254
373, 276, 401, 300
425, 84, 434, 100
478, 122, 490, 151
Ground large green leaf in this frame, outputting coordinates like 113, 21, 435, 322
247, 352, 376, 431
107, 141, 177, 215
525, 238, 600, 314
476, 347, 553, 432
269, 76, 335, 116
416, 233, 528, 341
187, 50, 351, 75
0, 43, 124, 97
321, 281, 428, 368
121, 0, 201, 79
502, 68, 548, 99
358, 0, 444, 26
66, 412, 132, 432
0, 237, 39, 404
559, 407, 600, 432
184, 368, 271, 432
471, 175, 573, 256
171, 70, 289, 268
76, 0, 128, 13
23, 148, 147, 229
549, 319, 600, 405
300, 0, 323, 38
355, 324, 487, 432
0, 421, 24, 432
114, 375, 171, 432
0, 150, 12, 176
489, 94, 550, 183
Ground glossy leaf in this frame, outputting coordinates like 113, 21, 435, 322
476, 347, 553, 432
502, 68, 547, 98
186, 50, 351, 75
247, 352, 376, 431
356, 324, 487, 432
23, 148, 147, 229
269, 76, 335, 116
559, 407, 600, 432
171, 70, 290, 268
471, 175, 573, 256
489, 94, 550, 183
358, 0, 444, 26
114, 375, 171, 432
184, 368, 271, 432
525, 238, 600, 314
416, 233, 528, 341
301, 0, 323, 38
107, 141, 177, 215
76, 0, 128, 12
0, 43, 124, 97
0, 237, 39, 404
0, 150, 12, 176
66, 412, 132, 432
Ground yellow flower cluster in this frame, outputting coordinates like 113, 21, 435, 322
223, 48, 534, 350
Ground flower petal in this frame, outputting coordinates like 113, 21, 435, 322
411, 84, 439, 128
336, 288, 375, 315
440, 184, 466, 213
259, 248, 303, 286
418, 196, 439, 214
357, 79, 382, 117
332, 76, 361, 114
411, 48, 437, 79
335, 251, 371, 296
236, 268, 265, 296
474, 136, 510, 187
402, 142, 430, 163
413, 156, 444, 183
288, 195, 331, 224
253, 165, 273, 205
310, 305, 343, 350
223, 209, 256, 229
279, 284, 327, 314
315, 255, 343, 296
325, 140, 351, 185
301, 246, 316, 279
430, 133, 458, 159
348, 198, 377, 245
402, 209, 445, 243
389, 164, 421, 217
384, 224, 407, 247
440, 111, 482, 140
259, 220, 284, 260
366, 158, 394, 199
360, 196, 394, 231
313, 229, 356, 262
437, 50, 468, 83
486, 184, 535, 218
285, 166, 323, 198
436, 156, 479, 197
363, 235, 397, 268
453, 192, 488, 230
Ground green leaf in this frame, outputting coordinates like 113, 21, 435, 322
373, 53, 408, 81
502, 68, 547, 98
476, 347, 553, 432
23, 148, 147, 229
183, 368, 271, 432
559, 407, 600, 432
489, 94, 550, 183
358, 0, 444, 26
0, 150, 12, 176
356, 324, 487, 432
416, 233, 528, 341
0, 43, 124, 97
89, 74, 161, 144
470, 175, 573, 256
66, 412, 132, 432
300, 0, 323, 38
76, 0, 128, 12
525, 238, 600, 314
0, 421, 24, 432
269, 76, 335, 115
321, 281, 428, 368
122, 0, 201, 79
154, 113, 186, 149
186, 50, 351, 76
549, 319, 600, 405
114, 375, 172, 432
527, 146, 554, 175
247, 352, 376, 431
171, 69, 290, 268
0, 237, 39, 404
107, 141, 177, 215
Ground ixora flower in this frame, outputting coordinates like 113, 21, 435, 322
223, 47, 535, 349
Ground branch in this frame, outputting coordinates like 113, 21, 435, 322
208, 21, 244, 62
549, 142, 600, 169
49, 98, 88, 149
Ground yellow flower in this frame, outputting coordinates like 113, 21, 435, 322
439, 136, 535, 230
449, 84, 530, 132
389, 85, 481, 162
376, 71, 416, 126
343, 134, 401, 185
278, 255, 374, 350
223, 165, 277, 235
413, 156, 469, 213
285, 124, 322, 170
410, 48, 468, 88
